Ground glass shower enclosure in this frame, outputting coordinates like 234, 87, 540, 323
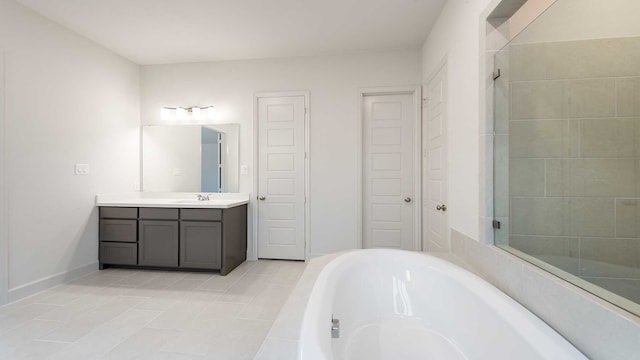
493, 0, 640, 316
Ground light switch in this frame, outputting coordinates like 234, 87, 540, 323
240, 165, 249, 175
75, 163, 89, 175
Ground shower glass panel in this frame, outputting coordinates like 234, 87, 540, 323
494, 0, 640, 316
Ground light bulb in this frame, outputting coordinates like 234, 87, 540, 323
192, 107, 201, 119
176, 107, 186, 120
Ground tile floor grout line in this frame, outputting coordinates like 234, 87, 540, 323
32, 339, 74, 344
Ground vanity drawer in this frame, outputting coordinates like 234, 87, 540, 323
139, 208, 179, 220
100, 207, 138, 219
100, 242, 138, 265
180, 209, 222, 221
100, 219, 137, 242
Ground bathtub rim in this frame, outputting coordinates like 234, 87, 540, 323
298, 248, 587, 360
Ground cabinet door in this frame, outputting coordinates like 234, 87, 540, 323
138, 220, 179, 267
180, 221, 222, 269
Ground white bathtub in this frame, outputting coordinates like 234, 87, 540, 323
299, 249, 587, 360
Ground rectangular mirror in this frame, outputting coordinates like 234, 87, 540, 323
142, 124, 239, 193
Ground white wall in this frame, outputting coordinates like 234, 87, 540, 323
140, 51, 422, 258
0, 0, 140, 302
421, 0, 496, 241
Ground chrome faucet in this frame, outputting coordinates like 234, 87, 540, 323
331, 318, 340, 339
197, 194, 210, 201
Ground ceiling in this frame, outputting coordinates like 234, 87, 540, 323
15, 0, 446, 65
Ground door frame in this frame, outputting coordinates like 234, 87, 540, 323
356, 86, 422, 251
252, 91, 310, 261
422, 60, 449, 252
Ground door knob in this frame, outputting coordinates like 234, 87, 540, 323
404, 197, 412, 203
258, 196, 266, 201
436, 204, 447, 211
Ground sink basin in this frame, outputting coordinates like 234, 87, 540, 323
172, 199, 208, 204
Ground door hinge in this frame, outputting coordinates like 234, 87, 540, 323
492, 220, 501, 229
492, 68, 501, 80
422, 98, 428, 109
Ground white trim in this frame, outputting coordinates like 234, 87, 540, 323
0, 49, 7, 305
8, 261, 98, 303
422, 59, 450, 252
252, 91, 310, 261
357, 85, 422, 251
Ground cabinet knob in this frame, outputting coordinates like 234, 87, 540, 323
258, 196, 266, 201
404, 197, 412, 203
436, 204, 447, 211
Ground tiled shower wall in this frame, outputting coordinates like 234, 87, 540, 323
495, 36, 640, 303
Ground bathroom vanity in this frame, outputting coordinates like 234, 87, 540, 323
96, 193, 249, 275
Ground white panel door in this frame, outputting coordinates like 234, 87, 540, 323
424, 64, 448, 251
257, 95, 306, 260
363, 94, 416, 250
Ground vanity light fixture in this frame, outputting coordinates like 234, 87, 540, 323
160, 106, 217, 122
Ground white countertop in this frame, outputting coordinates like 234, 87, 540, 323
95, 192, 250, 209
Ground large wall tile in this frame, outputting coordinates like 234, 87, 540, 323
617, 78, 640, 117
563, 198, 615, 237
511, 197, 564, 236
580, 238, 640, 279
511, 81, 563, 119
509, 120, 578, 158
581, 118, 638, 157
546, 38, 640, 80
546, 159, 635, 197
510, 235, 579, 275
494, 217, 508, 245
493, 50, 510, 135
636, 160, 640, 196
509, 159, 545, 196
509, 43, 546, 81
494, 135, 509, 217
615, 199, 640, 238
565, 79, 616, 118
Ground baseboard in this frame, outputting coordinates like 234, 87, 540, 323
7, 261, 98, 303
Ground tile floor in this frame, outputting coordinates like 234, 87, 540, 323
0, 260, 306, 360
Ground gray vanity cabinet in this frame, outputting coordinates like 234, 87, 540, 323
98, 204, 247, 275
